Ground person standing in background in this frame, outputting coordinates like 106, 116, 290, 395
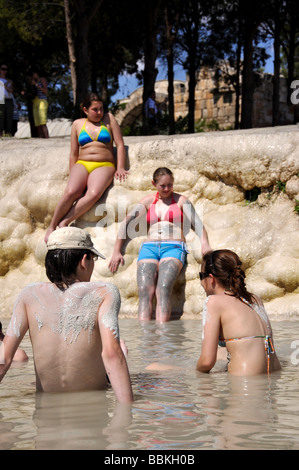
31, 70, 49, 138
8, 80, 20, 136
0, 76, 4, 136
11, 95, 20, 137
145, 90, 159, 134
0, 64, 13, 136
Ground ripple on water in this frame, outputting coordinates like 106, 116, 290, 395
0, 319, 298, 450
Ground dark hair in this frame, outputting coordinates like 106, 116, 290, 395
31, 68, 46, 77
45, 249, 92, 291
0, 321, 4, 341
80, 92, 103, 116
202, 249, 254, 303
153, 167, 173, 183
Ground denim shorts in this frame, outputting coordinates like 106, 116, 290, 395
137, 241, 188, 265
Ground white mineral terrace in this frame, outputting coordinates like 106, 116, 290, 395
0, 125, 298, 319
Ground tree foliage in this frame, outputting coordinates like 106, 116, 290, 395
0, 0, 298, 133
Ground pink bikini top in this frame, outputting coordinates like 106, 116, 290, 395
146, 192, 184, 225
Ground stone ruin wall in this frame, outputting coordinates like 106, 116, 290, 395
172, 67, 296, 130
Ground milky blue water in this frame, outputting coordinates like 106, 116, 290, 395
0, 319, 298, 450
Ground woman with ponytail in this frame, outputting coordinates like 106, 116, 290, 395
197, 250, 281, 375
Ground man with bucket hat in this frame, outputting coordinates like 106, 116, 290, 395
0, 227, 133, 403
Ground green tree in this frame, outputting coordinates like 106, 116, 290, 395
159, 0, 181, 134
261, 0, 288, 126
280, 0, 299, 122
176, 0, 210, 133
207, 0, 269, 129
0, 0, 69, 133
239, 0, 269, 128
64, 0, 103, 116
88, 0, 143, 108
141, 0, 162, 132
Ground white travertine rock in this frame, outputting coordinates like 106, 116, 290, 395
0, 126, 298, 319
286, 175, 299, 201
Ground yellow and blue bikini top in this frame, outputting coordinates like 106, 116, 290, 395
78, 119, 112, 146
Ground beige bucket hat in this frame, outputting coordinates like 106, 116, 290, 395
46, 227, 105, 259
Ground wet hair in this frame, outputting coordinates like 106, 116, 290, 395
153, 167, 174, 183
45, 249, 92, 291
202, 249, 254, 303
80, 92, 103, 116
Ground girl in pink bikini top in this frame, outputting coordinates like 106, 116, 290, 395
146, 192, 184, 225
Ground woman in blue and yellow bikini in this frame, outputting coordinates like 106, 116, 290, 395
44, 92, 128, 242
197, 250, 281, 375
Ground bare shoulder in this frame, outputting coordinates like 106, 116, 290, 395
251, 293, 263, 306
175, 192, 187, 202
19, 282, 47, 298
71, 118, 83, 133
103, 282, 121, 300
81, 281, 121, 311
139, 192, 156, 208
19, 282, 56, 306
74, 117, 85, 125
175, 193, 187, 206
92, 281, 120, 302
206, 294, 230, 312
106, 112, 114, 120
202, 296, 222, 328
206, 294, 221, 308
94, 282, 121, 339
103, 112, 115, 126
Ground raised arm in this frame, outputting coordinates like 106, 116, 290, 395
0, 294, 29, 383
69, 121, 80, 171
109, 113, 129, 182
109, 200, 148, 273
98, 284, 133, 403
196, 297, 220, 373
182, 198, 211, 255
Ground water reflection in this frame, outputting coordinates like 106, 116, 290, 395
0, 319, 298, 450
125, 319, 299, 450
200, 374, 282, 450
33, 392, 132, 450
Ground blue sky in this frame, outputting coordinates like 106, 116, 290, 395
111, 61, 187, 101
111, 43, 275, 102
